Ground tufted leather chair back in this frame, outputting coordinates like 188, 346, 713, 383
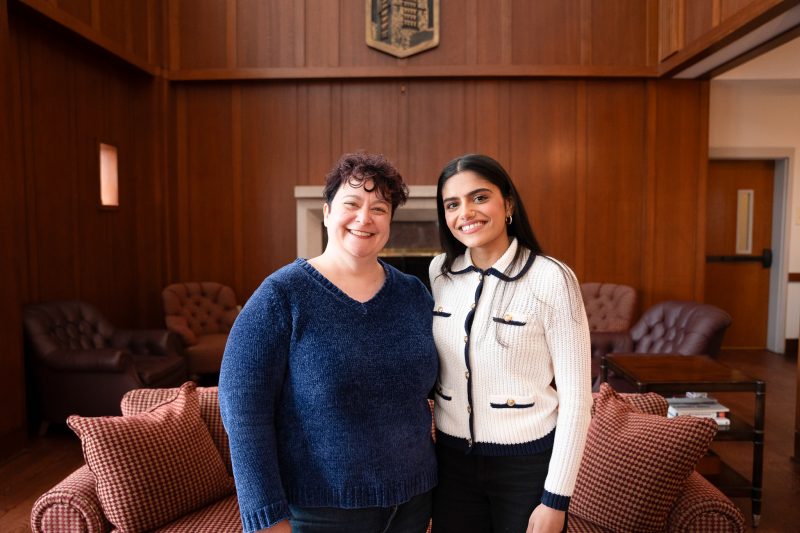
23, 301, 116, 357
630, 301, 732, 356
580, 282, 637, 332
162, 282, 238, 346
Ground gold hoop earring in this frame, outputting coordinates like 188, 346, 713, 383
505, 215, 513, 225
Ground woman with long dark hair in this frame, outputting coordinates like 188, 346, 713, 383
429, 154, 591, 533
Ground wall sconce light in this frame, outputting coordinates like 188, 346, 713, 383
99, 142, 119, 208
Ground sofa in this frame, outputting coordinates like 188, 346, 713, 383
31, 384, 745, 533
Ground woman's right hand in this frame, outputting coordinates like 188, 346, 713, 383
259, 520, 291, 533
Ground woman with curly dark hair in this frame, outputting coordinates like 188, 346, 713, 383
220, 152, 438, 533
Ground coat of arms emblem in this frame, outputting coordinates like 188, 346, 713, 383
366, 0, 440, 58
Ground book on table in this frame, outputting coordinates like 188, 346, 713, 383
666, 397, 730, 426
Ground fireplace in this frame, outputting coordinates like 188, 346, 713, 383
294, 185, 440, 288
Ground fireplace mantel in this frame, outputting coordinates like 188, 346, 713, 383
294, 185, 438, 258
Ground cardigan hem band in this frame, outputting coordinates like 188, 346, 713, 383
286, 469, 438, 509
436, 428, 556, 456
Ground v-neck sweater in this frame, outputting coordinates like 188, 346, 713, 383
429, 239, 592, 511
219, 259, 439, 532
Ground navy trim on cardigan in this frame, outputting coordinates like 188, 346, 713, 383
435, 428, 556, 457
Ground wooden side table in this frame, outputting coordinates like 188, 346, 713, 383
601, 353, 766, 527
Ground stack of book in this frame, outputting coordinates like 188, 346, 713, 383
666, 396, 731, 427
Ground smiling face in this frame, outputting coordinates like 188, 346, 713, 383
323, 179, 392, 261
441, 170, 512, 265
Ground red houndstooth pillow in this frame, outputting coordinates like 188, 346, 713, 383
570, 384, 718, 533
67, 381, 234, 532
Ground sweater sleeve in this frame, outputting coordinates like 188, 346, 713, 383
219, 279, 292, 532
540, 262, 593, 511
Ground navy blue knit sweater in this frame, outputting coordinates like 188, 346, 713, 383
219, 259, 438, 532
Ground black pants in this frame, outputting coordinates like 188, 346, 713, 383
431, 444, 567, 533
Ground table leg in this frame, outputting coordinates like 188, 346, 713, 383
751, 380, 766, 527
600, 356, 607, 384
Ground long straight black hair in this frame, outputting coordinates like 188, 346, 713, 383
436, 154, 543, 277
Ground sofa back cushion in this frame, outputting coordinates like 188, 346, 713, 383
68, 382, 234, 532
570, 384, 717, 533
122, 385, 232, 474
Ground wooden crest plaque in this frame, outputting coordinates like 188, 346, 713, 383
366, 0, 439, 58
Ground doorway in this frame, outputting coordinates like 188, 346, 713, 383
705, 151, 792, 353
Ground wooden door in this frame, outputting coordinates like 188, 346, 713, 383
705, 160, 774, 348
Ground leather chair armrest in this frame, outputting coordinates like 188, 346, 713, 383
666, 471, 745, 532
590, 331, 634, 359
165, 315, 198, 346
41, 348, 130, 372
30, 465, 112, 533
112, 329, 181, 356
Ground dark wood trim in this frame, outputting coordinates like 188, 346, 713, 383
16, 0, 159, 76
695, 80, 710, 301
785, 338, 798, 357
705, 23, 800, 79
658, 0, 800, 77
789, 273, 800, 282
165, 64, 658, 81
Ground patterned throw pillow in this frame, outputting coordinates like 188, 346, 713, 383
570, 384, 718, 533
67, 381, 234, 532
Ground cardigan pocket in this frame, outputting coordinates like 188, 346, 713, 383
433, 305, 452, 318
488, 393, 536, 409
435, 383, 453, 401
492, 311, 527, 326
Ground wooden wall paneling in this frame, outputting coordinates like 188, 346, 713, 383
339, 81, 403, 169
590, 0, 650, 66
17, 0, 156, 73
573, 81, 587, 280
231, 86, 244, 293
507, 81, 578, 267
694, 80, 710, 302
129, 0, 151, 65
467, 81, 510, 164
583, 81, 647, 288
684, 0, 716, 45
721, 0, 758, 20
511, 0, 581, 66
659, 0, 684, 61
303, 82, 340, 184
96, 0, 127, 49
404, 80, 469, 185
24, 18, 80, 301
240, 83, 300, 295
180, 85, 237, 284
647, 80, 704, 304
0, 0, 29, 459
475, 0, 510, 65
173, 0, 228, 70
642, 81, 658, 310
54, 0, 91, 25
236, 0, 303, 69
306, 0, 339, 68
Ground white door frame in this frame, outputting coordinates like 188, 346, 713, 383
709, 147, 795, 353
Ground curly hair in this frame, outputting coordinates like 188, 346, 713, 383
323, 152, 409, 216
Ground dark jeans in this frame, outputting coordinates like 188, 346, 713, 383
432, 444, 567, 533
289, 490, 432, 533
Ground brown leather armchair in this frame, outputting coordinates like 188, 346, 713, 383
592, 300, 732, 391
580, 282, 637, 332
162, 282, 239, 375
23, 301, 187, 429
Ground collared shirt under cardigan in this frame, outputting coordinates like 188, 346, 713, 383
219, 259, 438, 533
428, 238, 592, 511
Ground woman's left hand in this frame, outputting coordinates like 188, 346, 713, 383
526, 504, 565, 533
